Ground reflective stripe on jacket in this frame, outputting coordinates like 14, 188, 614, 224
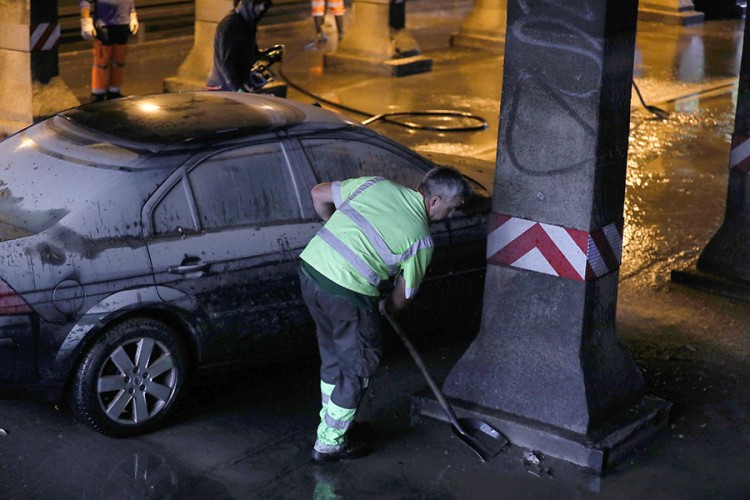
301, 177, 433, 299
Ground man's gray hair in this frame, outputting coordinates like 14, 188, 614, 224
419, 166, 471, 201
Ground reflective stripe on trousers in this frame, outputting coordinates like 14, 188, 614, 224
92, 39, 128, 92
311, 0, 345, 16
316, 396, 355, 449
316, 378, 369, 450
319, 380, 334, 422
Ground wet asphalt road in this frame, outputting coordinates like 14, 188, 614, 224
2, 8, 750, 499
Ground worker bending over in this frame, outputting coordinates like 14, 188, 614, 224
299, 167, 470, 462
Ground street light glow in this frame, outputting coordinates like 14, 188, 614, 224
139, 102, 160, 113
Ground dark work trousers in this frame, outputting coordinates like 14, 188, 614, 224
299, 268, 383, 409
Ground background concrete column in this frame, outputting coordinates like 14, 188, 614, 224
450, 0, 506, 53
0, 0, 78, 135
324, 0, 432, 77
164, 0, 286, 95
638, 0, 704, 25
164, 0, 232, 92
415, 0, 670, 472
672, 13, 750, 296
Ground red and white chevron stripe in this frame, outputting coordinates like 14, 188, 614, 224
30, 22, 60, 51
729, 135, 750, 172
486, 213, 623, 281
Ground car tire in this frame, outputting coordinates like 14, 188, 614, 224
68, 317, 187, 438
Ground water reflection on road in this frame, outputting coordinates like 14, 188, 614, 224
623, 92, 735, 290
82, 453, 180, 500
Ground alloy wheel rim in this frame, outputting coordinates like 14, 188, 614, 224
96, 337, 178, 425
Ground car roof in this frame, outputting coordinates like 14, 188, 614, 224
57, 92, 359, 152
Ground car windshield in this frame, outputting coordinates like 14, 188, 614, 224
0, 121, 136, 239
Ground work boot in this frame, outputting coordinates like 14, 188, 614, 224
335, 15, 345, 41
106, 91, 124, 100
313, 16, 327, 43
311, 439, 370, 463
91, 92, 106, 103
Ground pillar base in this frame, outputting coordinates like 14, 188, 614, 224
324, 53, 432, 77
450, 33, 504, 53
32, 76, 80, 118
638, 7, 705, 25
693, 1, 745, 19
0, 118, 29, 138
411, 392, 670, 473
163, 76, 288, 98
671, 268, 750, 302
0, 76, 79, 136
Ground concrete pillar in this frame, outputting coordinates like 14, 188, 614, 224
638, 0, 704, 25
164, 0, 232, 92
414, 0, 670, 472
672, 13, 750, 298
0, 0, 78, 136
450, 0, 506, 54
324, 0, 432, 77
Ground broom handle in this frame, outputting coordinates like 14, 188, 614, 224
384, 312, 464, 432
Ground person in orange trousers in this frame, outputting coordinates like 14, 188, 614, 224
310, 0, 345, 42
79, 0, 139, 102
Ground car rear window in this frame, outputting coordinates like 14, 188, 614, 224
0, 122, 132, 238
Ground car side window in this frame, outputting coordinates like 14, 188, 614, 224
188, 143, 300, 230
300, 138, 426, 188
152, 178, 197, 236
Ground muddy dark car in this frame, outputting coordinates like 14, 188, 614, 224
0, 92, 491, 437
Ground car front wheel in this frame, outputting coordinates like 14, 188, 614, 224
68, 318, 187, 438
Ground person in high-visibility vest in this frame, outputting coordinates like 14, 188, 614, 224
310, 0, 345, 42
79, 0, 139, 102
299, 167, 470, 462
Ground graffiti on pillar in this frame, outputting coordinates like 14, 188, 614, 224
518, 0, 595, 21
503, 2, 603, 176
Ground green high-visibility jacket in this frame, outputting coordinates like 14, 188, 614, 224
300, 177, 433, 299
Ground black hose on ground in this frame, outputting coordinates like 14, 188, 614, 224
276, 41, 489, 132
632, 80, 670, 120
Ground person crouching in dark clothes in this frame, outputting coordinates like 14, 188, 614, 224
207, 0, 272, 91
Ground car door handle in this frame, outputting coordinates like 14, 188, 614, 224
168, 262, 211, 275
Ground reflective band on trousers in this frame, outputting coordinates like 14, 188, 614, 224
311, 0, 345, 16
322, 177, 433, 286
325, 412, 352, 430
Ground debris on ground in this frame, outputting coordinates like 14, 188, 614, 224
524, 451, 540, 466
0, 428, 7, 437
523, 450, 552, 478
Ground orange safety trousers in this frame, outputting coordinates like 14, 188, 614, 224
92, 39, 128, 93
311, 0, 345, 17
